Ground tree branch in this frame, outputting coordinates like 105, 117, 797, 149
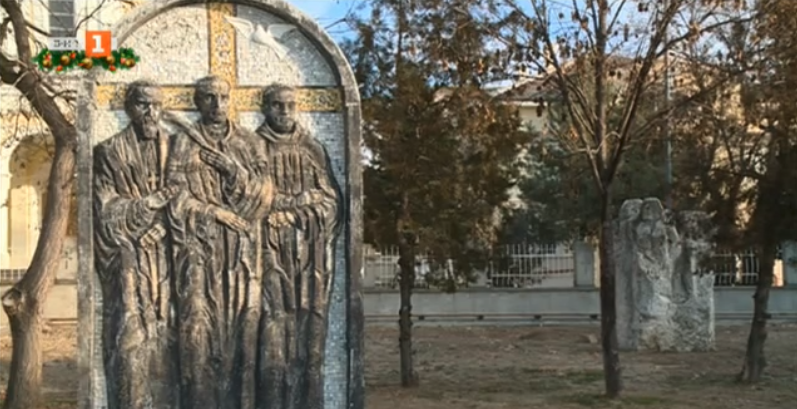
1, 0, 32, 64
605, 0, 681, 183
73, 0, 112, 34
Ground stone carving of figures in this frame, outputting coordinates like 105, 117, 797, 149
92, 80, 179, 409
164, 76, 274, 409
615, 199, 642, 290
671, 210, 716, 351
633, 199, 678, 322
635, 199, 679, 281
672, 211, 715, 302
615, 198, 716, 352
254, 84, 342, 409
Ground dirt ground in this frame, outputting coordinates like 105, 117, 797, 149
1, 323, 796, 408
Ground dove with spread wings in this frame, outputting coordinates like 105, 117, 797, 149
224, 16, 298, 60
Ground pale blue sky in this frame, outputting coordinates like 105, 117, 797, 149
289, 0, 366, 40
287, 0, 630, 43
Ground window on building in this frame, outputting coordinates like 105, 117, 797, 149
48, 0, 75, 37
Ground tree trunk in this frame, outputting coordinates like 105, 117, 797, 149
2, 138, 76, 409
737, 241, 776, 383
598, 192, 622, 397
397, 233, 418, 387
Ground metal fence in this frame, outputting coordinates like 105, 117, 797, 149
701, 248, 784, 287
363, 244, 785, 290
364, 244, 575, 289
0, 246, 784, 287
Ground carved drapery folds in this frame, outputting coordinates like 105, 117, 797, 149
92, 78, 342, 409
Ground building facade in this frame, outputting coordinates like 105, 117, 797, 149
0, 0, 132, 283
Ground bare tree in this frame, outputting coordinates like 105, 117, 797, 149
487, 0, 751, 397
676, 0, 797, 382
0, 1, 124, 407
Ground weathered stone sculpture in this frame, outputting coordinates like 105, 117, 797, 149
255, 83, 342, 409
166, 75, 275, 408
671, 211, 716, 351
92, 80, 179, 408
93, 76, 344, 408
615, 198, 715, 352
78, 1, 363, 408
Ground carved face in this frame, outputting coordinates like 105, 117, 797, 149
641, 199, 663, 222
265, 89, 297, 133
125, 86, 162, 138
195, 80, 230, 124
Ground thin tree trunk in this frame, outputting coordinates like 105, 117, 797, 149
598, 192, 622, 397
2, 139, 76, 409
0, 1, 79, 406
737, 241, 776, 383
397, 226, 418, 387
590, 0, 621, 399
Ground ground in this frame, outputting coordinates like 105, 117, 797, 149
1, 323, 796, 408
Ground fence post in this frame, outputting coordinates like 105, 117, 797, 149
782, 241, 797, 287
573, 241, 598, 287
362, 252, 378, 289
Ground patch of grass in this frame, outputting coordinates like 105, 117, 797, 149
0, 397, 77, 409
553, 392, 672, 407
623, 395, 671, 406
665, 373, 730, 390
563, 370, 604, 385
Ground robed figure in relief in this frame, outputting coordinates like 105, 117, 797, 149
92, 81, 179, 409
254, 84, 342, 409
164, 76, 274, 409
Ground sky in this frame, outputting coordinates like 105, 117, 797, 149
289, 0, 366, 41
287, 0, 640, 44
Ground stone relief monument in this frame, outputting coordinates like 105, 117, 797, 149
614, 198, 715, 352
76, 1, 363, 409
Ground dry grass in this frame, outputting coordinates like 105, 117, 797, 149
2, 323, 796, 408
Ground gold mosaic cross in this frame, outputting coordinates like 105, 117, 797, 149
95, 3, 343, 117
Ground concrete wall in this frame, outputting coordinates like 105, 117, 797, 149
0, 282, 79, 329
3, 283, 795, 329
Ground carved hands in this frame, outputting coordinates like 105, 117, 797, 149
268, 211, 295, 228
267, 190, 327, 227
274, 190, 326, 211
213, 207, 250, 231
200, 149, 239, 178
143, 185, 179, 210
140, 223, 167, 248
296, 189, 326, 207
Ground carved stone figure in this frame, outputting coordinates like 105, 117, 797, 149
254, 84, 342, 409
671, 211, 716, 351
164, 76, 274, 408
92, 80, 179, 408
615, 198, 716, 352
614, 199, 642, 350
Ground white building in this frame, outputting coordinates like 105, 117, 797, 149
0, 0, 132, 283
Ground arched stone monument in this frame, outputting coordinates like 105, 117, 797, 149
75, 1, 363, 408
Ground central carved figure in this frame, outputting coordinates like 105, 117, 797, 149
93, 77, 342, 409
166, 75, 272, 408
